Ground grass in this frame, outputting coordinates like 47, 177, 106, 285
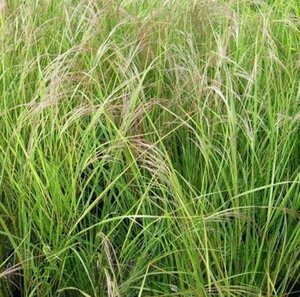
0, 0, 300, 296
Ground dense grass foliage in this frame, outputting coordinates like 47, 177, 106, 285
0, 0, 300, 296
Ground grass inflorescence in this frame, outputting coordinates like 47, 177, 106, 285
0, 0, 300, 296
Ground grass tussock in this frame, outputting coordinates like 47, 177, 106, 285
0, 0, 300, 296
